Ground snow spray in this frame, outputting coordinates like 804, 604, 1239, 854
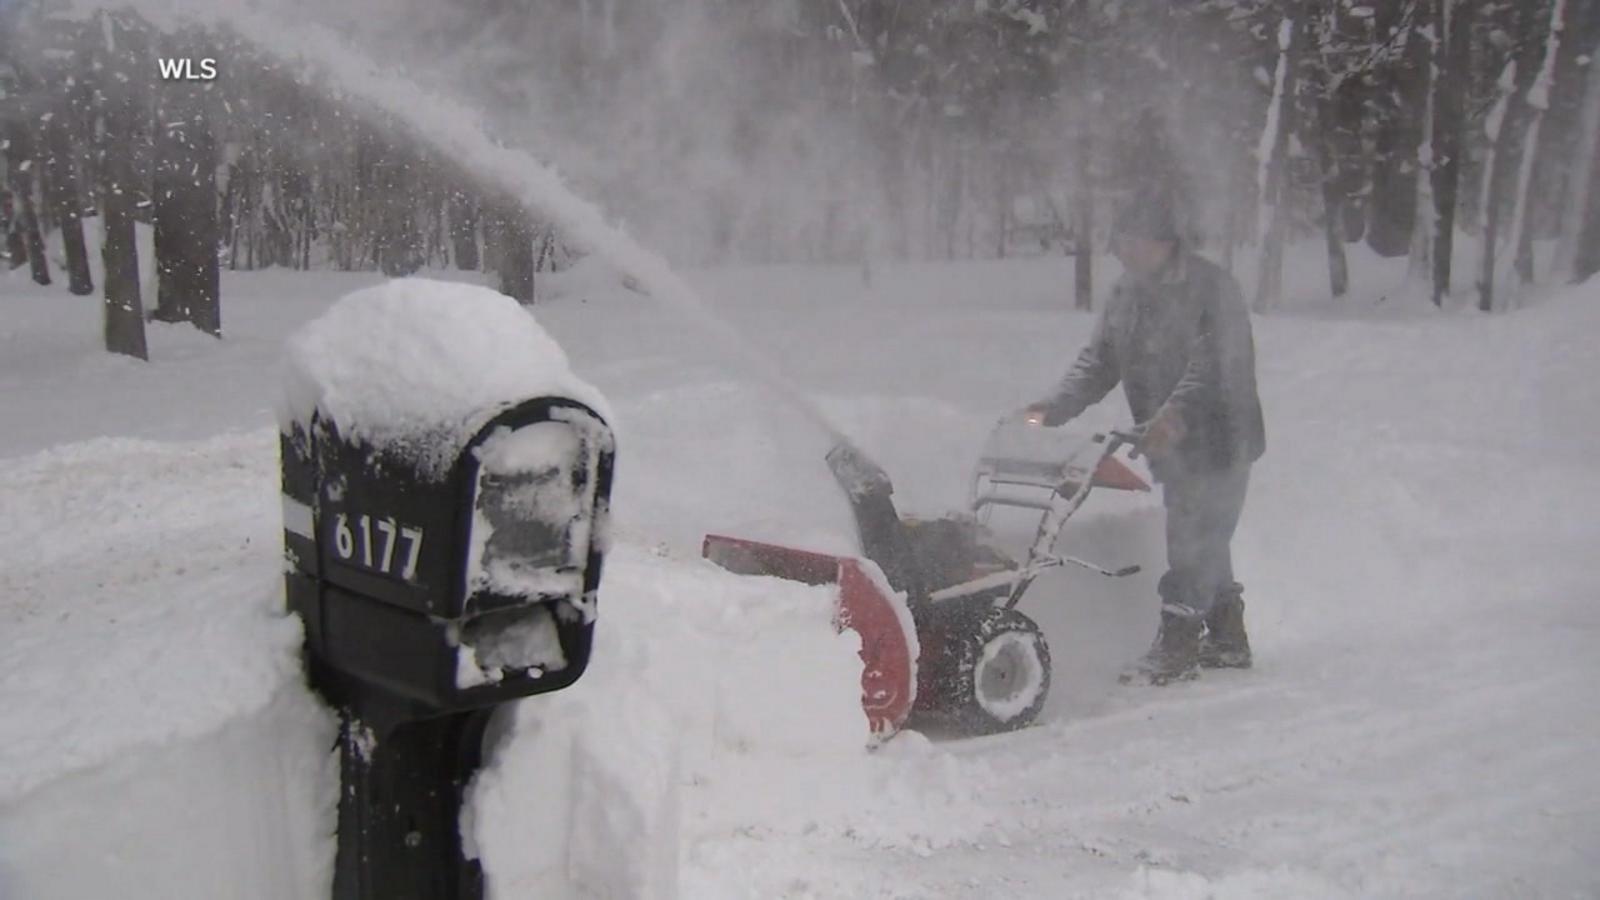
114, 0, 849, 445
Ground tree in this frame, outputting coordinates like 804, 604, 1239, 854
1306, 0, 1359, 299
1427, 0, 1472, 306
1480, 0, 1556, 310
94, 13, 150, 361
33, 26, 95, 298
152, 30, 221, 335
4, 124, 51, 287
1553, 12, 1600, 283
1073, 119, 1094, 311
1505, 0, 1569, 289
448, 187, 480, 271
1254, 5, 1305, 312
359, 127, 423, 277
1366, 0, 1431, 258
494, 201, 536, 304
42, 99, 93, 296
1407, 0, 1438, 285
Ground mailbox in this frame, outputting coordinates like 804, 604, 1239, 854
282, 396, 613, 719
278, 283, 616, 900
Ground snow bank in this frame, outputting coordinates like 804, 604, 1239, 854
0, 688, 335, 900
0, 272, 1015, 898
282, 278, 609, 479
464, 549, 854, 898
0, 425, 1001, 900
467, 548, 1007, 898
0, 431, 337, 898
0, 431, 315, 804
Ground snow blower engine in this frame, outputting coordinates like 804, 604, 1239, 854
703, 420, 1150, 737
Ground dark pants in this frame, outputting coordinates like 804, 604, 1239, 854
1157, 464, 1251, 618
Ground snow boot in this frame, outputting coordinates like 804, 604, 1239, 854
1199, 584, 1252, 670
1120, 605, 1203, 686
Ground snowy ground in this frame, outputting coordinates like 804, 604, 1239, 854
1, 248, 1597, 898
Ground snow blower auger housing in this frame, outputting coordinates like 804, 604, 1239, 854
703, 422, 1149, 738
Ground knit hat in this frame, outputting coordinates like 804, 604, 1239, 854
1112, 186, 1180, 242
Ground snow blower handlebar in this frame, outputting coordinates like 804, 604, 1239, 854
1001, 429, 1143, 609
825, 426, 1145, 615
1104, 428, 1143, 457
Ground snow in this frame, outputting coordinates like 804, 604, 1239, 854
0, 430, 322, 805
0, 430, 337, 898
454, 606, 567, 688
2, 251, 1599, 897
462, 548, 870, 899
282, 278, 608, 480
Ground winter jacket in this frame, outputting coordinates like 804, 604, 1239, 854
1040, 251, 1266, 479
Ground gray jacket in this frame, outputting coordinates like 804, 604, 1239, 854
1041, 252, 1266, 479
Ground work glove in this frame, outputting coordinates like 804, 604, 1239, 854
1020, 403, 1066, 427
1134, 406, 1186, 457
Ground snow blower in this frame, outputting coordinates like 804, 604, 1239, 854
703, 418, 1150, 737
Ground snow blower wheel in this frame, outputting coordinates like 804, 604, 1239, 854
947, 607, 1051, 734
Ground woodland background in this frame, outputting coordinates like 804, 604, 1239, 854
1, 0, 1596, 359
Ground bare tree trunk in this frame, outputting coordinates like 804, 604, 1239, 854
5, 127, 52, 287
1254, 9, 1302, 312
1310, 31, 1350, 299
1578, 175, 1600, 281
43, 98, 93, 295
1408, 0, 1439, 286
1429, 0, 1471, 306
220, 148, 243, 271
19, 178, 50, 287
1554, 21, 1600, 282
152, 56, 221, 336
448, 189, 480, 271
367, 133, 421, 277
1074, 125, 1094, 310
535, 229, 557, 273
1367, 2, 1430, 257
1478, 59, 1519, 311
301, 180, 314, 271
95, 13, 149, 360
496, 202, 535, 304
993, 160, 1009, 260
1316, 119, 1350, 298
1506, 0, 1569, 290
8, 156, 51, 285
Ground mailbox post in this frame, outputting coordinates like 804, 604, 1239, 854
281, 390, 614, 900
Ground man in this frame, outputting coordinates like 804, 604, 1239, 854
1022, 190, 1266, 685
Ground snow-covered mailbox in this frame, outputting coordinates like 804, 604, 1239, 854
277, 280, 614, 900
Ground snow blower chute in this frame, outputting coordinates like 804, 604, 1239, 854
703, 418, 1150, 737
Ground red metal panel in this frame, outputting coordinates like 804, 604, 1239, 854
1092, 454, 1151, 492
836, 559, 917, 735
702, 534, 917, 735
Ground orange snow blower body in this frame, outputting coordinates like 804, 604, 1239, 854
703, 424, 1150, 738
